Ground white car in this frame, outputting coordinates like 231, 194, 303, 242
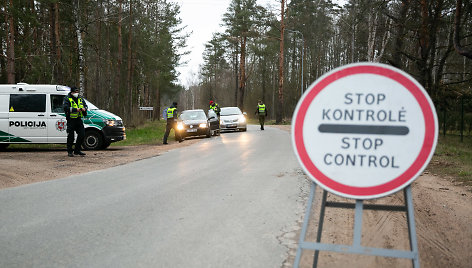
219, 107, 247, 132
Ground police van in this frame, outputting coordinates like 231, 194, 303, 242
0, 83, 125, 150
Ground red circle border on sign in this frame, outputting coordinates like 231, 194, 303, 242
293, 65, 436, 198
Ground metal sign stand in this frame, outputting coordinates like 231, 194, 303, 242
294, 182, 420, 268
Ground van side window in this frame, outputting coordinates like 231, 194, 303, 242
9, 94, 46, 112
50, 95, 64, 113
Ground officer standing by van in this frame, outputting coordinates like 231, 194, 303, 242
255, 100, 268, 130
63, 86, 87, 157
163, 101, 182, 144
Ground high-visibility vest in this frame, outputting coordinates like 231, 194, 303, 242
167, 107, 176, 119
69, 98, 85, 118
258, 104, 266, 114
210, 103, 219, 112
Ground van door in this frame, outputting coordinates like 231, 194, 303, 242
0, 95, 9, 142
48, 94, 67, 143
8, 94, 48, 143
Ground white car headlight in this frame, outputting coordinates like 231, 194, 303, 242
239, 115, 246, 123
105, 119, 116, 126
199, 123, 207, 128
177, 122, 184, 130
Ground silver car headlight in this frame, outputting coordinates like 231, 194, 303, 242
238, 115, 246, 123
199, 123, 207, 128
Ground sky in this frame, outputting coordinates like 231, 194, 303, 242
175, 0, 277, 88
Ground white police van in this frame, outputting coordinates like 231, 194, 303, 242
0, 83, 125, 150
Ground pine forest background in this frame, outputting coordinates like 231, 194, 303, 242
1, 0, 471, 133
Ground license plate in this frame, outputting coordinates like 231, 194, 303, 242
226, 124, 236, 128
187, 129, 197, 132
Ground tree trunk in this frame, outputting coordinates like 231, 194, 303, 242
276, 0, 285, 124
234, 43, 239, 107
127, 0, 133, 119
74, 0, 85, 95
454, 0, 472, 59
49, 4, 56, 83
54, 2, 62, 83
390, 0, 410, 69
6, 0, 16, 84
238, 36, 246, 110
96, 0, 103, 105
116, 0, 123, 112
367, 13, 377, 62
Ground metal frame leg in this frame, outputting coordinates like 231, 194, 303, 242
312, 190, 328, 268
404, 186, 420, 268
294, 183, 420, 268
294, 183, 317, 268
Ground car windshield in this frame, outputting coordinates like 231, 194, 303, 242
220, 107, 242, 116
84, 99, 99, 110
180, 111, 207, 120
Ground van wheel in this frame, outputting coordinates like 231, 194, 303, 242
83, 130, 103, 150
0, 144, 9, 151
101, 141, 111, 149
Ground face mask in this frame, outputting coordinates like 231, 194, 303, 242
72, 93, 79, 98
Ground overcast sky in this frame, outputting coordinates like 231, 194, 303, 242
175, 0, 345, 88
175, 0, 277, 88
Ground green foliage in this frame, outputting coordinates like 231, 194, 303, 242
0, 0, 188, 123
190, 0, 471, 126
429, 135, 472, 185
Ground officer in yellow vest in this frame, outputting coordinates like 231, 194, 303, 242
62, 86, 88, 157
209, 100, 220, 117
163, 101, 182, 144
255, 100, 268, 130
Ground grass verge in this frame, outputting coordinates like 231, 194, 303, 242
427, 135, 472, 185
113, 120, 169, 146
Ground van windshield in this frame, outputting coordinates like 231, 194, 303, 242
84, 99, 99, 110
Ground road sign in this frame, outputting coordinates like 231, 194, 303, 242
139, 107, 154, 111
292, 63, 438, 199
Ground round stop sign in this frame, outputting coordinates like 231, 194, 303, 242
292, 63, 438, 199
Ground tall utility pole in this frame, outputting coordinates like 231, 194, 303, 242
276, 0, 285, 124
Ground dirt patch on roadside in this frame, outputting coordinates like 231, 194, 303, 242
0, 139, 200, 189
273, 124, 471, 268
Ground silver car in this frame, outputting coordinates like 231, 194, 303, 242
219, 107, 247, 132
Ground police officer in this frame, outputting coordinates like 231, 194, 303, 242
255, 100, 268, 130
163, 101, 182, 144
209, 100, 220, 117
63, 86, 88, 157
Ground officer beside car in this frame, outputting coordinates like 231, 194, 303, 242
163, 101, 182, 144
63, 86, 88, 157
209, 100, 220, 117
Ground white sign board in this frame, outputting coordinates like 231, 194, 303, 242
292, 63, 438, 199
139, 107, 154, 111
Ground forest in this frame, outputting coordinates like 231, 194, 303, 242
1, 0, 471, 131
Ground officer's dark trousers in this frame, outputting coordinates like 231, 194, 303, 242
67, 119, 85, 153
163, 120, 181, 143
259, 115, 265, 130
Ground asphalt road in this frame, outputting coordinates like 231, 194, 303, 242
0, 125, 308, 268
